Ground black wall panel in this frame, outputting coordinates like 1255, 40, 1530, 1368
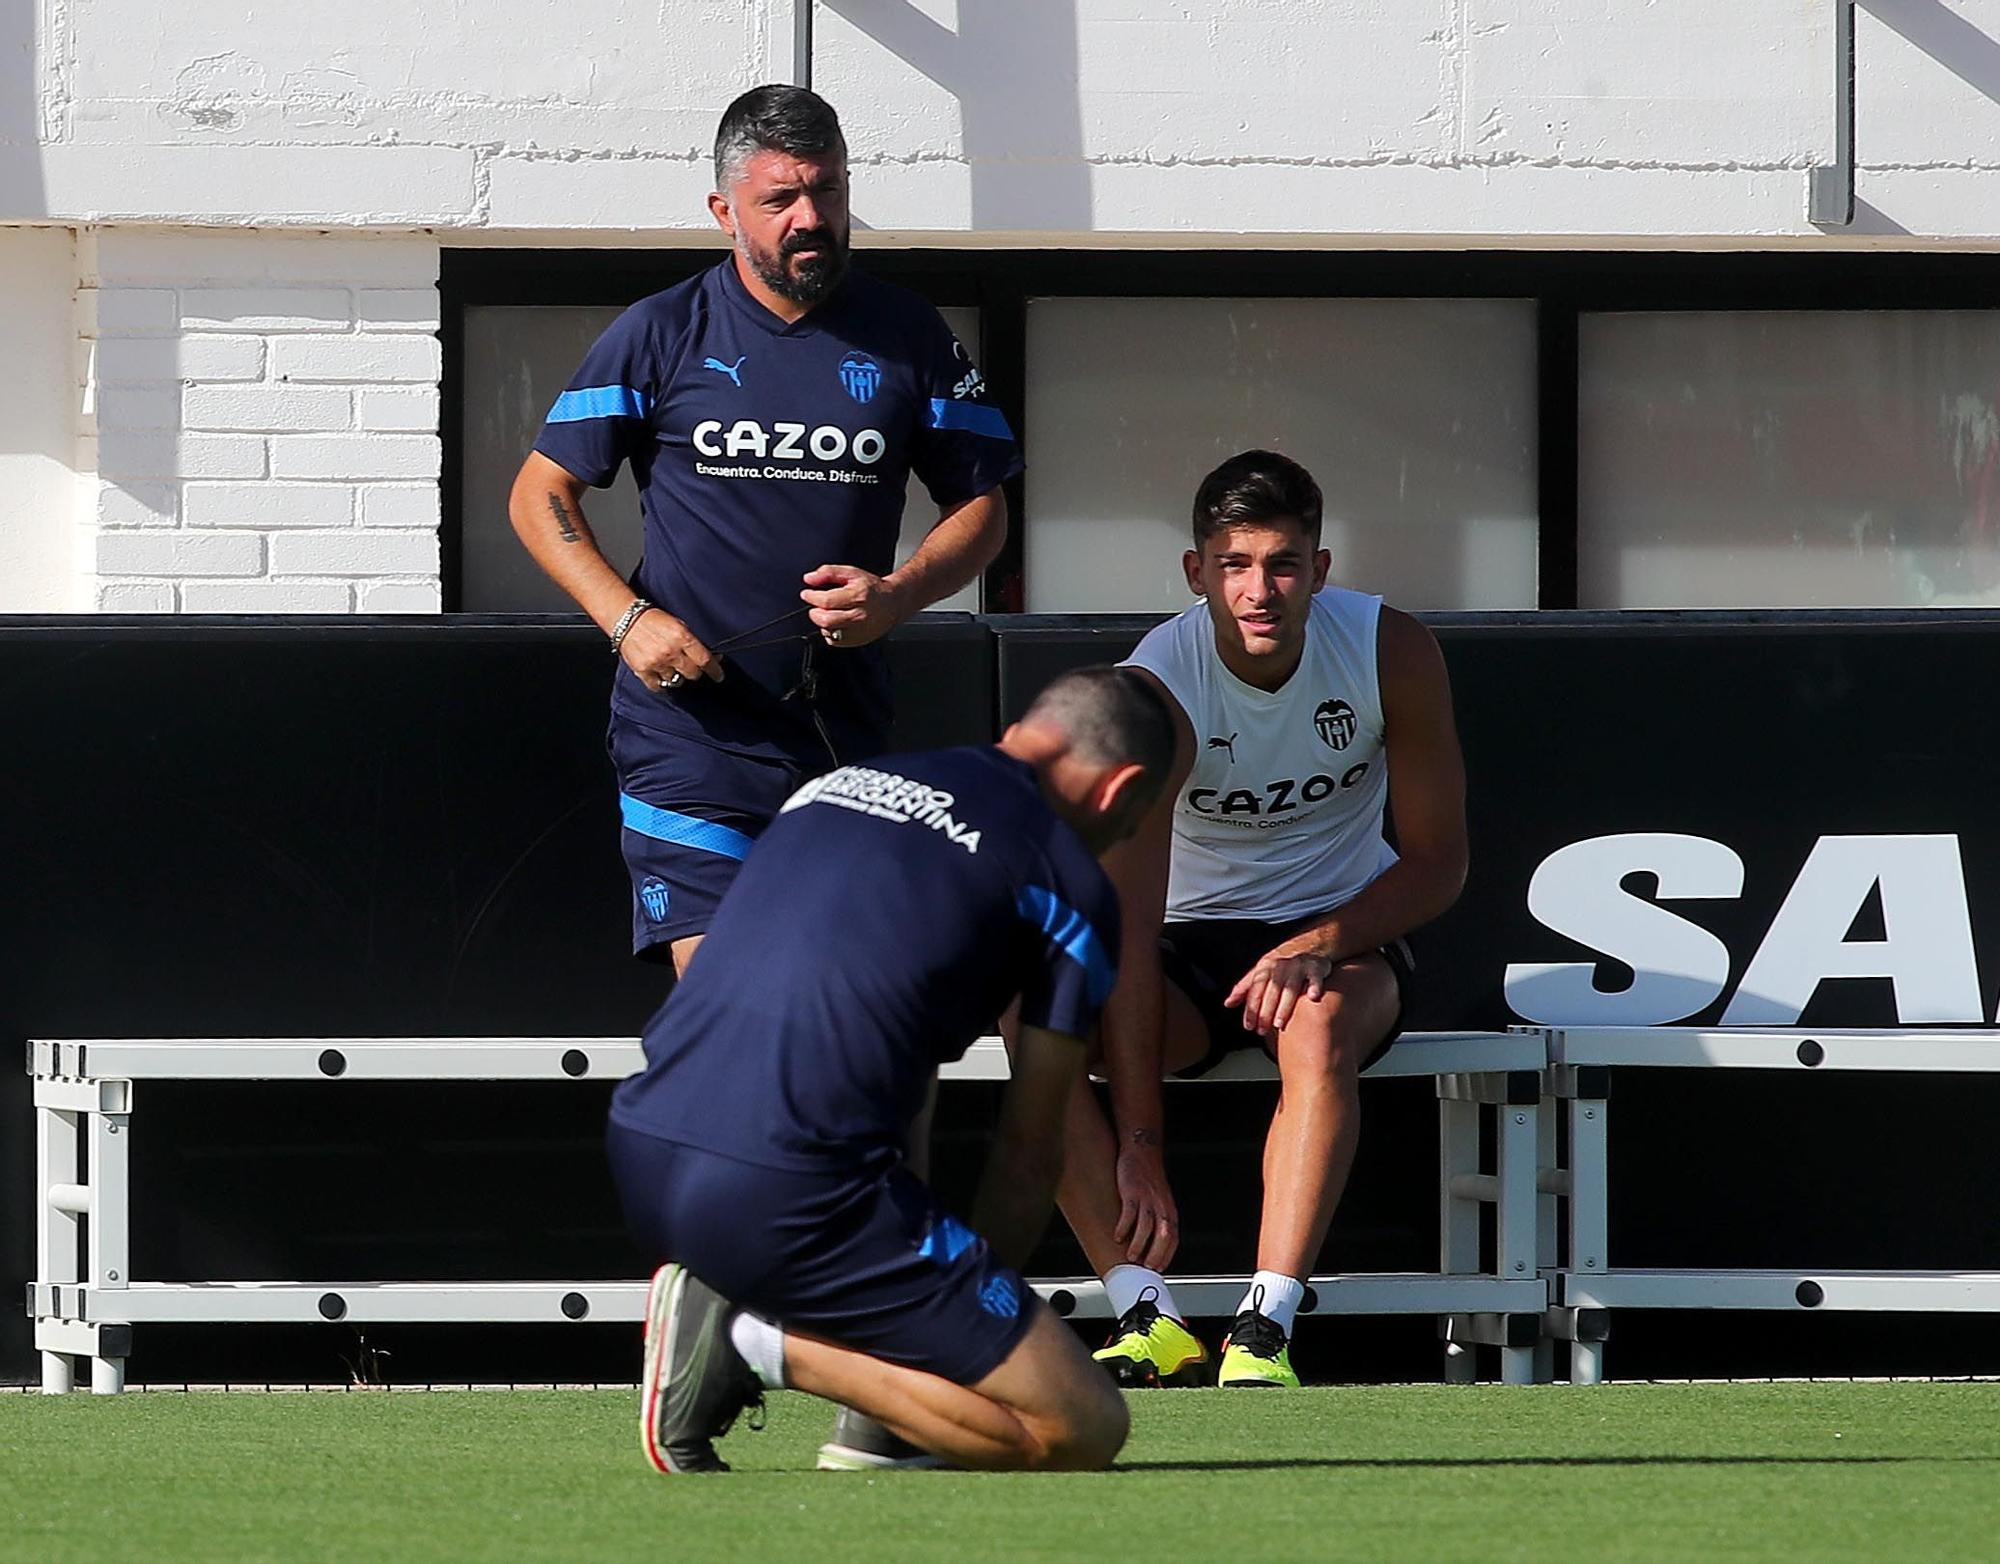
0, 615, 992, 1385
7, 611, 2000, 1385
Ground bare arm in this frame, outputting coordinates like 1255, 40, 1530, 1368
1098, 673, 1194, 1154
508, 450, 639, 631
971, 1022, 1088, 1267
888, 486, 1009, 614
1228, 607, 1469, 1036
1092, 667, 1195, 1268
506, 450, 720, 688
802, 486, 1009, 648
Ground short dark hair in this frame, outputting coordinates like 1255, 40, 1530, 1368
1022, 665, 1177, 795
714, 84, 846, 190
1191, 450, 1322, 550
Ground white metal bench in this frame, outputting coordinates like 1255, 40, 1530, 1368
1543, 1026, 2000, 1384
29, 1030, 1548, 1393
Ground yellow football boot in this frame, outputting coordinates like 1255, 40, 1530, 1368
1217, 1305, 1300, 1388
1091, 1292, 1209, 1387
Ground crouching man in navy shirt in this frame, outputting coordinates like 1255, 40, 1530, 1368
606, 668, 1175, 1473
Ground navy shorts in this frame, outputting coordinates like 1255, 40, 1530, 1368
1159, 916, 1416, 1079
609, 720, 814, 959
606, 1120, 1036, 1387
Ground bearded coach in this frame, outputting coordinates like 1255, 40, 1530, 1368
509, 84, 1020, 975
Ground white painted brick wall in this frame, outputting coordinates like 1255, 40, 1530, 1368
18, 2, 2000, 618
77, 230, 442, 613
269, 530, 439, 577
183, 484, 355, 528
5, 1, 2000, 239
95, 582, 179, 613
95, 530, 265, 577
356, 581, 443, 612
270, 335, 441, 384
180, 580, 356, 612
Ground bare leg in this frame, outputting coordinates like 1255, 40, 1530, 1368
1039, 982, 1210, 1275
782, 1303, 1128, 1471
1254, 955, 1399, 1277
670, 933, 703, 977
1054, 1074, 1129, 1279
822, 1076, 938, 1456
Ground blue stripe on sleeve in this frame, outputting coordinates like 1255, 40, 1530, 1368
547, 385, 651, 423
619, 794, 753, 860
1016, 885, 1116, 1009
928, 399, 1015, 441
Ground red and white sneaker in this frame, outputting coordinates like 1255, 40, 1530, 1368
639, 1263, 764, 1474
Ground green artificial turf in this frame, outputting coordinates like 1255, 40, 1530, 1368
5, 1383, 1997, 1563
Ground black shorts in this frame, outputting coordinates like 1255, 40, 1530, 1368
1158, 915, 1416, 1080
606, 1119, 1036, 1388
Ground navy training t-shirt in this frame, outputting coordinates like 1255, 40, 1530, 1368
610, 747, 1120, 1171
534, 262, 1023, 765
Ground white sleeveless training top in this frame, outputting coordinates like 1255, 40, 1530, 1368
1123, 587, 1397, 923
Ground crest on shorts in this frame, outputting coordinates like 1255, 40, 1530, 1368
1314, 698, 1357, 751
639, 876, 670, 922
838, 353, 882, 404
978, 1272, 1021, 1319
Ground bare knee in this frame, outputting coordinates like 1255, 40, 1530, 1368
1025, 1378, 1129, 1471
1279, 1007, 1366, 1095
1281, 967, 1395, 1091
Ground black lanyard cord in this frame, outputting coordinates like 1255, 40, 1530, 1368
707, 605, 812, 654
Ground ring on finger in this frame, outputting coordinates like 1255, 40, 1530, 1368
663, 671, 685, 690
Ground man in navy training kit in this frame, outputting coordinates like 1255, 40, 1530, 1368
1056, 452, 1469, 1390
509, 83, 1020, 976
607, 668, 1176, 1473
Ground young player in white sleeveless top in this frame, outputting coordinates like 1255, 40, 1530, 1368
1068, 450, 1468, 1389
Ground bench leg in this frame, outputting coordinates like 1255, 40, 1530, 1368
1438, 1089, 1481, 1383
1442, 1314, 1476, 1385
87, 1104, 133, 1394
1496, 1094, 1548, 1381
42, 1352, 76, 1395
1569, 1091, 1609, 1384
37, 1095, 81, 1396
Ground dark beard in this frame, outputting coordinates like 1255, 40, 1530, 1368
748, 229, 849, 306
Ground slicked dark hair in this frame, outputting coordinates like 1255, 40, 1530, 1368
1022, 666, 1177, 799
1191, 449, 1322, 550
714, 84, 846, 190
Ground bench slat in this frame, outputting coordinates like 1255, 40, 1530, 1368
31, 1031, 1535, 1083
70, 1274, 1547, 1325
1552, 1027, 2000, 1072
1562, 1269, 2000, 1311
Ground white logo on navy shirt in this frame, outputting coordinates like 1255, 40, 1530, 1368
782, 765, 983, 854
690, 419, 887, 484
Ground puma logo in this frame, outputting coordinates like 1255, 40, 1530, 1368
1207, 732, 1238, 763
702, 355, 746, 387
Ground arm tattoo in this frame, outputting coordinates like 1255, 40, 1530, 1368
546, 493, 581, 544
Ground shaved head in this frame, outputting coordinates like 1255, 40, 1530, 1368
1023, 666, 1175, 790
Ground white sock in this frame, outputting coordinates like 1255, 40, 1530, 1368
1236, 1270, 1306, 1337
1104, 1264, 1183, 1323
728, 1309, 788, 1389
